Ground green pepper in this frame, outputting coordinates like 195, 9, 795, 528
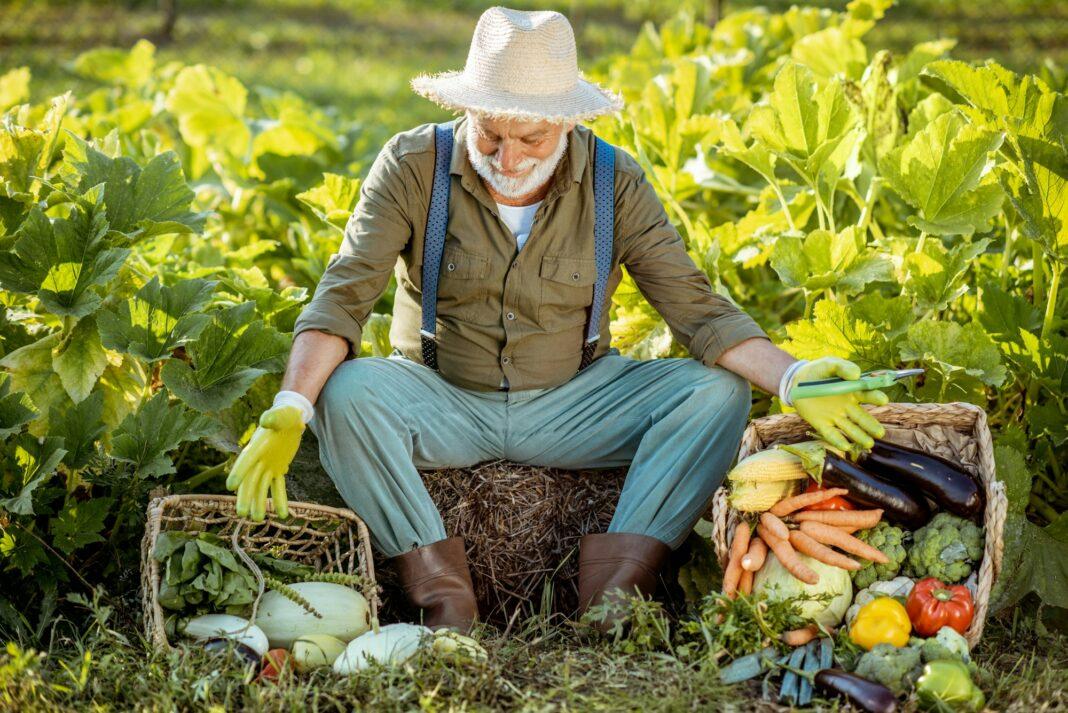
915, 659, 985, 712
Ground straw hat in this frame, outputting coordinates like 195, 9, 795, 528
410, 7, 623, 124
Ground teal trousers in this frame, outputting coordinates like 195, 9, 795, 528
308, 349, 751, 558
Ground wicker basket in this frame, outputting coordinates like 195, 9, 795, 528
709, 402, 1007, 648
140, 494, 380, 651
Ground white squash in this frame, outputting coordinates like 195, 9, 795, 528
254, 582, 371, 649
179, 614, 269, 657
291, 634, 347, 671
332, 623, 431, 674
431, 630, 488, 662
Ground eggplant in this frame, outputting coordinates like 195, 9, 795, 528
859, 439, 984, 521
814, 669, 898, 713
822, 451, 932, 529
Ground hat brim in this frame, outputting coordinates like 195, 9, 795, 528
410, 70, 623, 124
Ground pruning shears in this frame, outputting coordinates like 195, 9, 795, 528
790, 368, 924, 401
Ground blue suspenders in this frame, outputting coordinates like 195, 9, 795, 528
419, 120, 615, 376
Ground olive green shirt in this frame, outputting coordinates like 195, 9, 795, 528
292, 115, 768, 392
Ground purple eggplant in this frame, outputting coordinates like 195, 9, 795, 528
859, 439, 984, 521
815, 669, 897, 713
822, 451, 932, 529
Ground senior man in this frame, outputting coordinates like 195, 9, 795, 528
225, 7, 888, 633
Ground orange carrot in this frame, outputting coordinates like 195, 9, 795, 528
722, 522, 752, 598
781, 625, 819, 647
741, 537, 767, 572
739, 569, 754, 596
769, 488, 850, 517
792, 509, 883, 529
758, 526, 819, 585
760, 512, 790, 541
789, 530, 861, 571
799, 521, 889, 563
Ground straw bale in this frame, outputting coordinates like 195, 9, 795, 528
287, 434, 628, 622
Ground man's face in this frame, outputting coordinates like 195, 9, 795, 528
465, 112, 574, 200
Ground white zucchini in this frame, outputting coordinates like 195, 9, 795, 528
179, 614, 269, 657
332, 623, 431, 674
254, 582, 371, 649
291, 634, 347, 671
431, 630, 488, 662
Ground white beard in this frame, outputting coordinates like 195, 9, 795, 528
465, 120, 569, 201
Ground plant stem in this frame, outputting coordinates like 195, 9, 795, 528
772, 181, 797, 232
1041, 261, 1062, 341
1032, 242, 1046, 303
915, 231, 928, 254
181, 461, 230, 491
857, 177, 881, 240
804, 291, 817, 319
1000, 225, 1017, 289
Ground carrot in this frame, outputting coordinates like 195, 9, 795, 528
760, 512, 790, 541
798, 521, 889, 563
758, 525, 819, 585
769, 488, 850, 517
781, 625, 819, 647
789, 530, 862, 571
722, 522, 751, 598
792, 509, 883, 529
741, 537, 767, 572
738, 569, 754, 596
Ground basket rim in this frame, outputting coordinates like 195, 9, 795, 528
141, 493, 380, 651
708, 401, 1006, 649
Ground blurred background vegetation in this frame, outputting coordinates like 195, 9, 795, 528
2, 0, 1064, 154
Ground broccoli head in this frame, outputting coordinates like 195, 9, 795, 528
906, 513, 984, 583
854, 643, 923, 696
852, 522, 908, 589
920, 627, 971, 664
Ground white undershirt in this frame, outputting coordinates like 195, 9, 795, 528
495, 200, 542, 388
495, 200, 542, 252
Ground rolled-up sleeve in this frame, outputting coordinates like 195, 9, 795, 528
616, 162, 769, 367
292, 135, 414, 358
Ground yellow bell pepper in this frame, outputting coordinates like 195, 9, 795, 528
849, 597, 911, 650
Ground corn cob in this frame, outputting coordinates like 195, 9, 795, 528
727, 449, 809, 483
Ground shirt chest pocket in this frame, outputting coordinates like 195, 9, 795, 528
437, 245, 491, 323
538, 255, 597, 331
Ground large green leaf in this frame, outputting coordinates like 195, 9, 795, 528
0, 67, 30, 111
791, 27, 867, 80
903, 238, 990, 313
782, 299, 895, 368
97, 277, 217, 362
160, 301, 289, 412
63, 137, 204, 239
770, 226, 892, 294
47, 391, 106, 471
52, 316, 108, 404
110, 389, 218, 478
879, 110, 1005, 236
900, 320, 1007, 390
164, 65, 251, 157
979, 281, 1042, 344
0, 201, 129, 318
0, 333, 69, 438
0, 435, 66, 516
991, 513, 1068, 612
296, 173, 361, 229
70, 39, 155, 87
0, 372, 37, 440
50, 496, 113, 556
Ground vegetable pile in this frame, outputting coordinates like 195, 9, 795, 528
151, 527, 486, 682
716, 434, 990, 711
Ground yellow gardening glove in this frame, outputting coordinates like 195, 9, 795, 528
225, 405, 305, 521
790, 357, 888, 452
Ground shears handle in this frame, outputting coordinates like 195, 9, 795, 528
790, 370, 914, 400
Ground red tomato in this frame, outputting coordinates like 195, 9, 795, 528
257, 648, 292, 683
802, 481, 856, 511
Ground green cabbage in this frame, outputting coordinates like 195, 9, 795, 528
752, 552, 853, 628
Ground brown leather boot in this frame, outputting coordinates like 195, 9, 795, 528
391, 536, 478, 633
577, 532, 671, 633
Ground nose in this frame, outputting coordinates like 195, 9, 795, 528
497, 142, 524, 173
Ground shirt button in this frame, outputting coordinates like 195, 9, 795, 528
506, 312, 515, 320
571, 272, 581, 281
502, 356, 511, 365
447, 263, 456, 271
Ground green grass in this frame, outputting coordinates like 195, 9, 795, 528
1, 594, 1065, 712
